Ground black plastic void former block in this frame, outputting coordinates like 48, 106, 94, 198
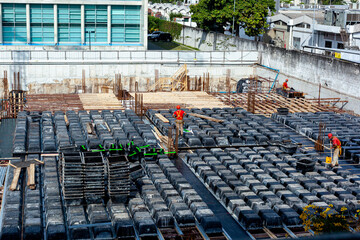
133, 212, 157, 236
175, 210, 195, 226
45, 224, 66, 240
190, 202, 208, 213
70, 227, 91, 239
258, 209, 282, 228
282, 209, 302, 227
24, 218, 42, 240
114, 218, 134, 238
155, 211, 175, 228
1, 224, 21, 240
200, 215, 222, 234
93, 226, 113, 239
235, 206, 262, 230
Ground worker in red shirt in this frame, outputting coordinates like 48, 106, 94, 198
283, 79, 289, 91
173, 105, 186, 136
328, 133, 341, 167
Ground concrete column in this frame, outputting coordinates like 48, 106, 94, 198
54, 4, 58, 44
349, 33, 353, 47
143, 0, 148, 50
0, 4, 3, 44
26, 4, 30, 44
107, 5, 111, 44
81, 4, 85, 44
289, 26, 293, 49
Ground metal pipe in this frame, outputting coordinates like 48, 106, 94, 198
257, 64, 280, 93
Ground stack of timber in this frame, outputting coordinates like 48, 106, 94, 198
212, 93, 334, 115
79, 93, 124, 110
130, 91, 228, 110
26, 94, 83, 112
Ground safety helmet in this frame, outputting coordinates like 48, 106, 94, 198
176, 105, 181, 109
328, 133, 333, 139
286, 79, 288, 82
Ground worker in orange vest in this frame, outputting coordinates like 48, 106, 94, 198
173, 105, 186, 136
328, 133, 341, 167
283, 79, 289, 91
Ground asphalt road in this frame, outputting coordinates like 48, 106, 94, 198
147, 41, 165, 50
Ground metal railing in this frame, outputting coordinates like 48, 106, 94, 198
0, 50, 259, 64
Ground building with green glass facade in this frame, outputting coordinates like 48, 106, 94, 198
0, 0, 147, 50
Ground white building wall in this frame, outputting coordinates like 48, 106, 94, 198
317, 32, 344, 49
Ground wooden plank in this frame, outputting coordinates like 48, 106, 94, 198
155, 113, 170, 123
10, 160, 43, 168
41, 153, 59, 157
104, 122, 111, 132
0, 157, 20, 160
27, 164, 35, 189
10, 168, 21, 191
86, 122, 94, 134
78, 93, 124, 110
64, 115, 69, 126
130, 91, 228, 109
188, 113, 224, 122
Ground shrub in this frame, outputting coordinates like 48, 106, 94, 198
148, 16, 182, 39
300, 204, 350, 234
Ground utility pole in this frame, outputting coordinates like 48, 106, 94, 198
232, 0, 235, 36
312, 3, 315, 48
183, 19, 185, 45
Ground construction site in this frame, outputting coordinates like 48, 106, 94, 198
0, 49, 360, 240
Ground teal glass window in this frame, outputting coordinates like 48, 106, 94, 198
30, 4, 54, 43
111, 6, 125, 43
85, 5, 107, 43
111, 5, 140, 43
2, 4, 27, 43
58, 5, 81, 43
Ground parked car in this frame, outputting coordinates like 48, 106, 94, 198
149, 32, 172, 42
147, 31, 163, 40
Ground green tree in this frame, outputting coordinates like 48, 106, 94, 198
149, 0, 176, 3
190, 0, 275, 37
280, 0, 293, 4
350, 0, 358, 3
169, 12, 183, 21
319, 0, 345, 4
148, 16, 183, 38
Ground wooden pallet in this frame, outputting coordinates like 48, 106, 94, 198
212, 93, 332, 115
78, 93, 124, 110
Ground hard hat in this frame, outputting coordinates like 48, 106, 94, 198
176, 105, 181, 109
328, 133, 333, 139
286, 79, 288, 82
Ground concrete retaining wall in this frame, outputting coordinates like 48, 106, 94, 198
0, 63, 254, 95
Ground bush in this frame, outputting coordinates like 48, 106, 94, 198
169, 12, 183, 21
300, 204, 350, 234
148, 16, 182, 40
